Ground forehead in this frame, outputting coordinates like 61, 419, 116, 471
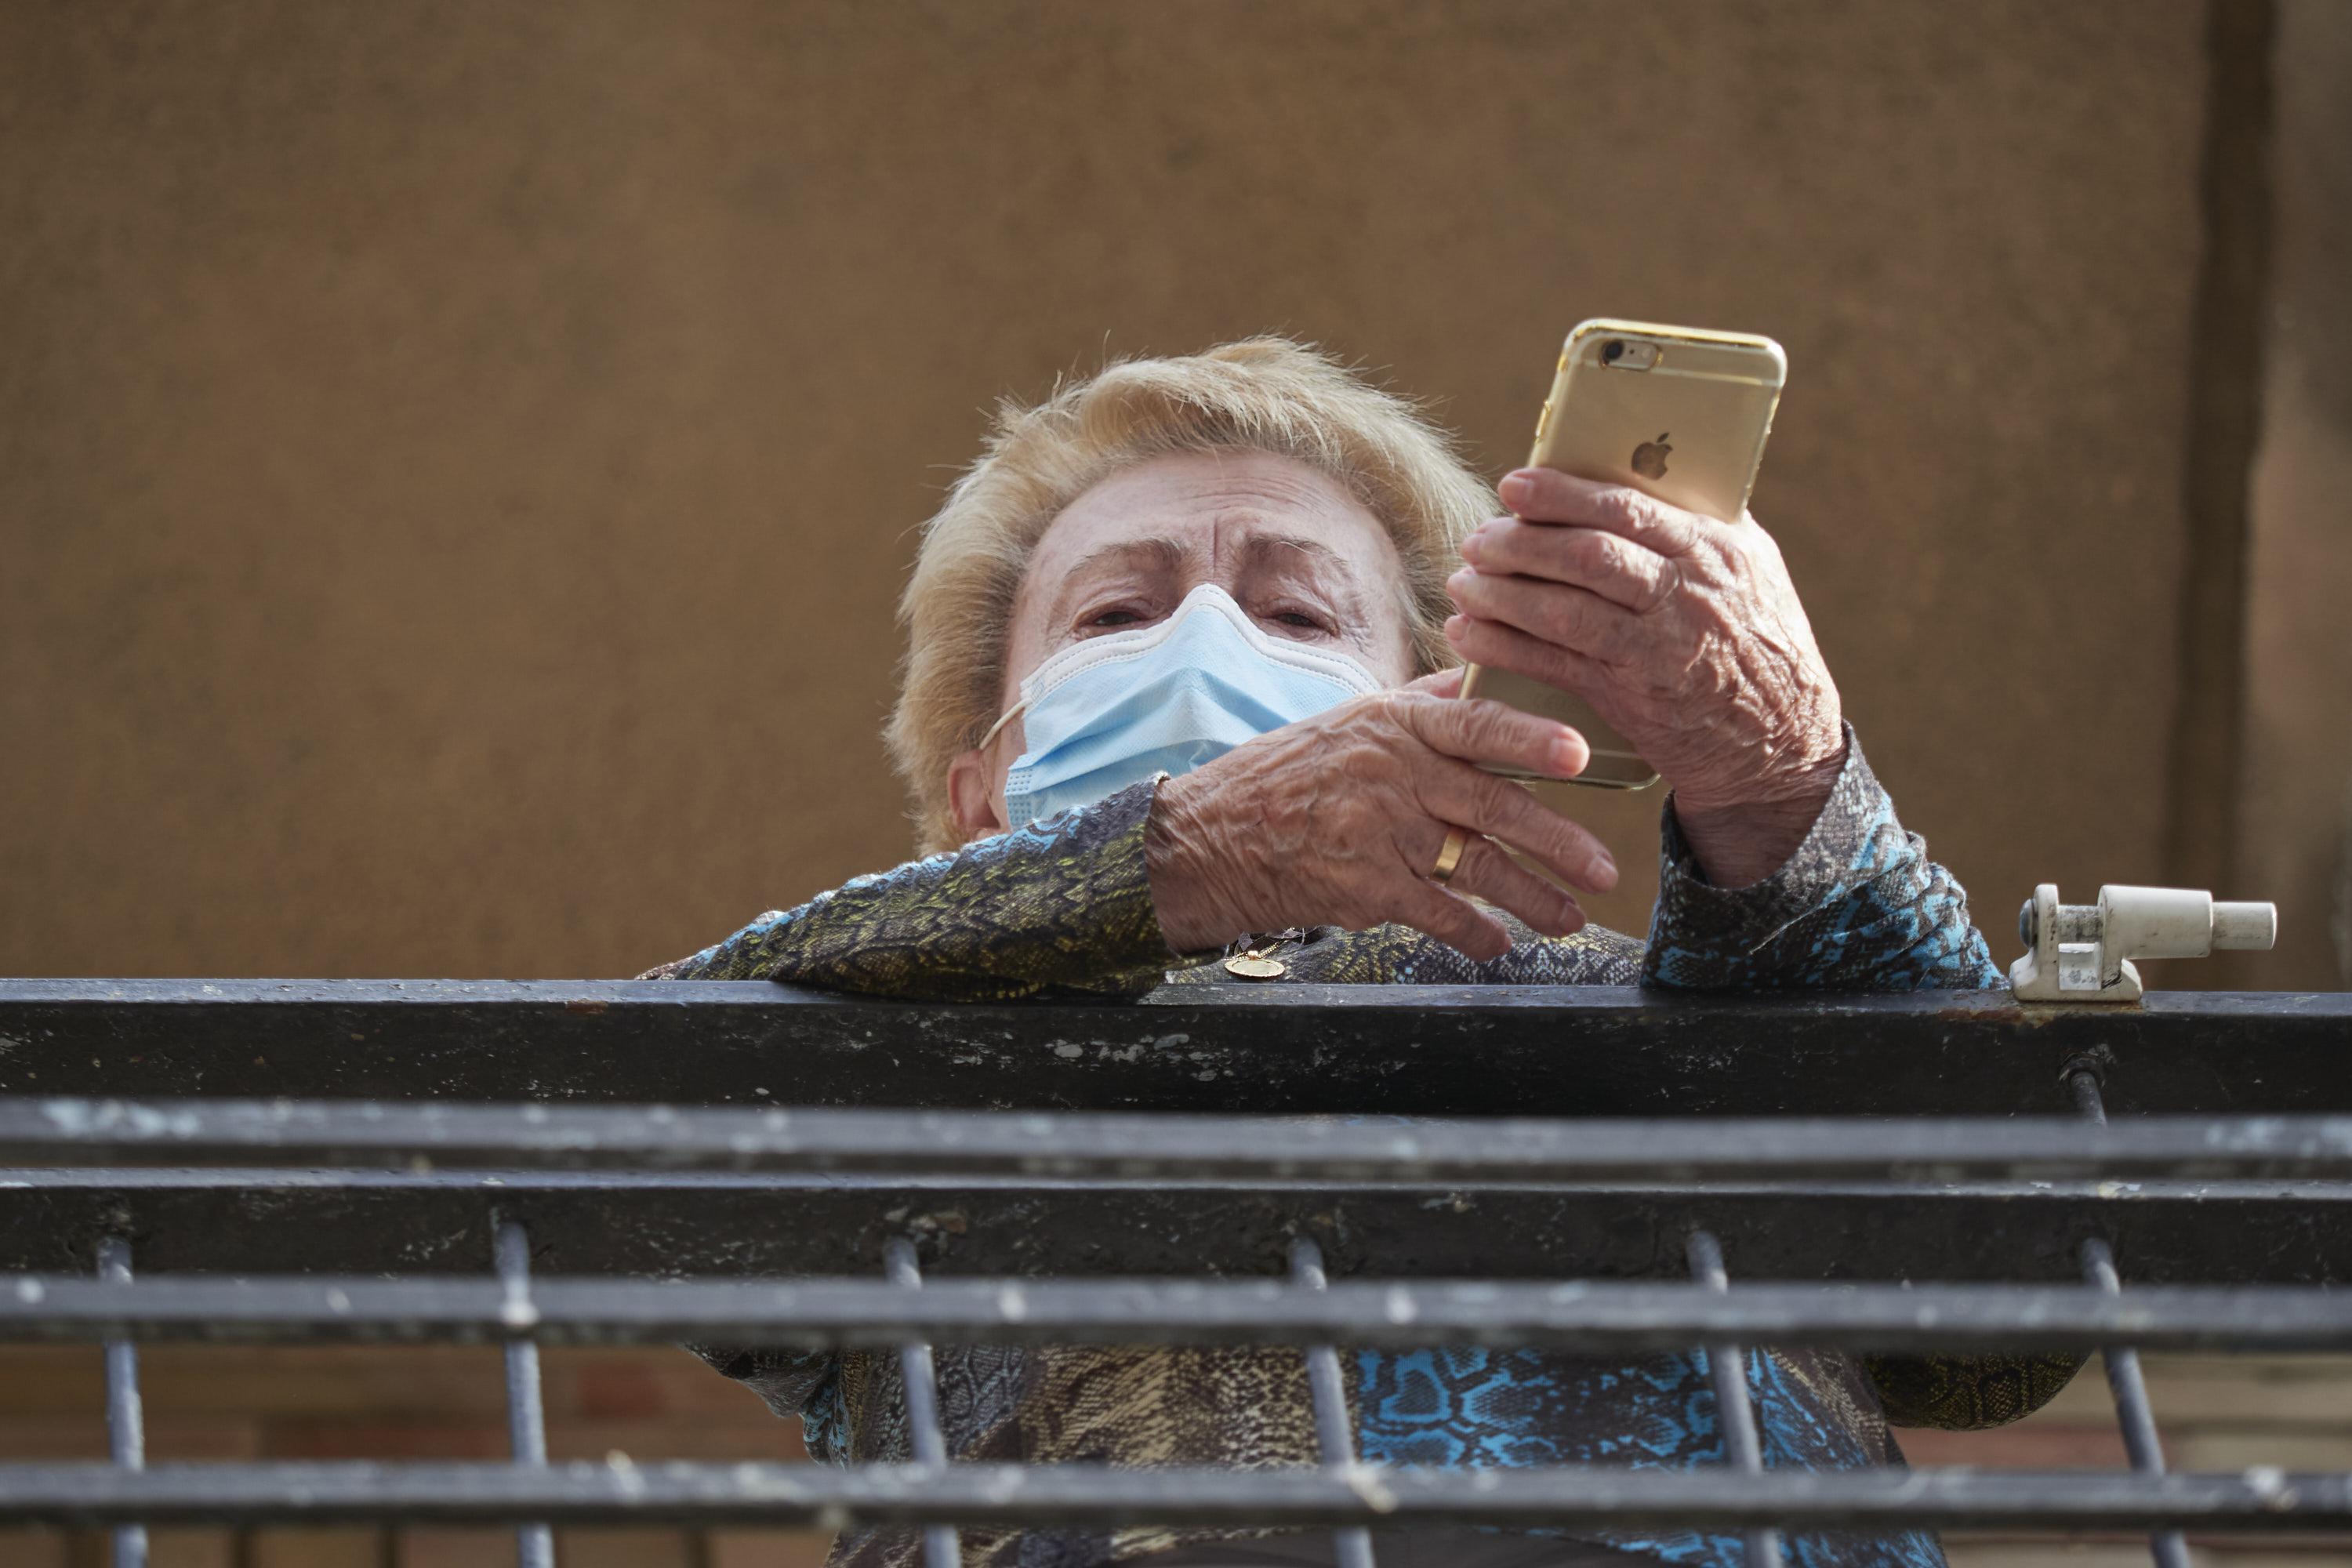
1025, 449, 1399, 586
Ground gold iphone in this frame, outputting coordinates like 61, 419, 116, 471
1461, 318, 1786, 790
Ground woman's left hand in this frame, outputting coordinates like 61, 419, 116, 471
1443, 466, 1847, 887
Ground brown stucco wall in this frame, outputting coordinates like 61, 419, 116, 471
2240, 0, 2352, 988
0, 0, 2231, 979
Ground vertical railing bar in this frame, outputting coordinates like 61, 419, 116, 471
1686, 1231, 1782, 1568
2082, 1239, 2191, 1568
882, 1237, 961, 1568
494, 1218, 556, 1568
2068, 1065, 2190, 1568
2068, 1065, 2108, 1123
95, 1236, 147, 1568
1287, 1236, 1377, 1568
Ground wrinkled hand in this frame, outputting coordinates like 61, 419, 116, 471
1145, 670, 1620, 960
1444, 468, 1846, 886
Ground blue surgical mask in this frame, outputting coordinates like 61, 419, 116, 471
982, 583, 1387, 827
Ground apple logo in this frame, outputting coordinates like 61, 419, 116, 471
1631, 432, 1672, 480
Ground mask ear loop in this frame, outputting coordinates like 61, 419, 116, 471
976, 696, 1029, 755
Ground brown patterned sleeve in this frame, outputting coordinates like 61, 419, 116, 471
642, 782, 1196, 1446
1864, 1348, 2089, 1432
636, 780, 1181, 1001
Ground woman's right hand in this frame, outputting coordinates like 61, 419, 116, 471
1143, 670, 1620, 960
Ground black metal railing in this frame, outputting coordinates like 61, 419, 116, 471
0, 979, 2348, 1568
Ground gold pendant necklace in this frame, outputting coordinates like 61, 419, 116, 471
1221, 933, 1292, 981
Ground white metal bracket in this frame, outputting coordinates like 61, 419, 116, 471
2009, 884, 2277, 1003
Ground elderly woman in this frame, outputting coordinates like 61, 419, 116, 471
645, 340, 2073, 1568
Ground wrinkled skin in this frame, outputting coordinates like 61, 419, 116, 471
1146, 672, 1614, 960
951, 449, 1845, 958
1446, 467, 1846, 890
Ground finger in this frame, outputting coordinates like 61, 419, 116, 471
1403, 666, 1465, 699
1443, 833, 1588, 938
1417, 759, 1619, 894
1461, 517, 1676, 612
1385, 692, 1588, 780
1382, 869, 1515, 962
1446, 568, 1638, 662
1500, 469, 1708, 556
1445, 614, 1609, 698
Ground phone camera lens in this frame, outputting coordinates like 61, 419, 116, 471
1602, 339, 1624, 363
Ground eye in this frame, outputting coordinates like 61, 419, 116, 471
1258, 601, 1338, 638
1075, 600, 1160, 636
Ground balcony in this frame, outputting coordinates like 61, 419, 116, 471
1, 979, 2347, 1568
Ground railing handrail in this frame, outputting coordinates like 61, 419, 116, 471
8, 1095, 2352, 1180
5, 1271, 2348, 1353
4, 979, 2347, 1114
5, 1460, 2349, 1532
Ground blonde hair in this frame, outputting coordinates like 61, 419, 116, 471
887, 337, 1496, 852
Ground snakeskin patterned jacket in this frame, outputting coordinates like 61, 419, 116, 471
642, 729, 2079, 1568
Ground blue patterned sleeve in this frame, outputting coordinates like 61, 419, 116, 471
1640, 726, 2002, 993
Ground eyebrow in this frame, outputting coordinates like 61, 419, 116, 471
1044, 537, 1189, 630
1062, 535, 1190, 584
1043, 530, 1371, 630
1060, 532, 1359, 583
1236, 532, 1356, 575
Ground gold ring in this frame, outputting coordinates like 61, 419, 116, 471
1429, 828, 1471, 885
